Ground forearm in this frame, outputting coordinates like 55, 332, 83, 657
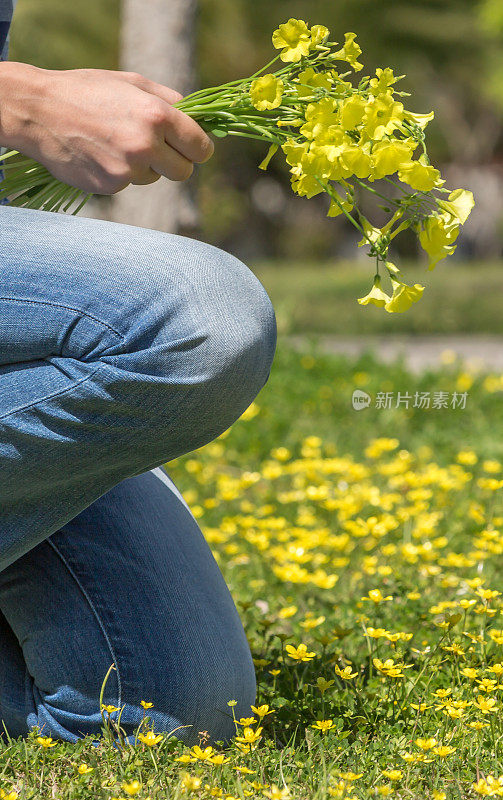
0, 61, 47, 151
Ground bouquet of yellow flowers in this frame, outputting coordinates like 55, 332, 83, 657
0, 18, 474, 313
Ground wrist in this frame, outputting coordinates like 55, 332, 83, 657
0, 61, 50, 151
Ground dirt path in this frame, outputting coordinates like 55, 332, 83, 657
285, 334, 503, 373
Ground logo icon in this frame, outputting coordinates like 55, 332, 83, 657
352, 389, 371, 411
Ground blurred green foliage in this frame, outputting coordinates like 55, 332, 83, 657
9, 0, 503, 261
10, 0, 120, 70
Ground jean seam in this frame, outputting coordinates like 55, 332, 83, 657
0, 296, 126, 340
0, 364, 103, 421
45, 539, 123, 711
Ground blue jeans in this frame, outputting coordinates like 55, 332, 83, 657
0, 205, 277, 745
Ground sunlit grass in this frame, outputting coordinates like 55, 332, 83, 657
1, 344, 503, 798
253, 260, 503, 336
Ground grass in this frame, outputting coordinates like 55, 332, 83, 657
252, 260, 503, 336
1, 342, 503, 798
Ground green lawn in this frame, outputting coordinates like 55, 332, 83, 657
2, 343, 503, 798
252, 260, 503, 336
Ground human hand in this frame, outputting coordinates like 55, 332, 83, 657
0, 62, 214, 194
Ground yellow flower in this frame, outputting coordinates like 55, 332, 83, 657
311, 719, 335, 734
418, 213, 459, 270
340, 96, 367, 130
414, 737, 437, 750
333, 32, 364, 71
36, 737, 57, 748
371, 140, 415, 179
251, 704, 274, 718
432, 745, 456, 757
474, 695, 498, 714
358, 275, 392, 308
263, 784, 291, 799
140, 700, 154, 709
361, 589, 393, 603
327, 189, 354, 218
0, 792, 18, 800
250, 75, 284, 111
339, 145, 373, 179
122, 781, 142, 796
191, 745, 216, 761
437, 188, 475, 226
398, 156, 444, 192
101, 704, 120, 714
403, 109, 434, 130
384, 279, 424, 313
373, 658, 413, 678
382, 770, 403, 781
278, 604, 298, 618
363, 94, 404, 140
310, 24, 330, 47
369, 68, 400, 94
180, 772, 202, 792
334, 664, 358, 680
285, 643, 317, 661
272, 19, 311, 63
77, 763, 94, 774
295, 67, 332, 98
461, 667, 479, 679
138, 730, 163, 746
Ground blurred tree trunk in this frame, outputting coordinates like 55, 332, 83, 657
94, 0, 199, 233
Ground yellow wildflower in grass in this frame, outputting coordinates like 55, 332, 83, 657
300, 615, 326, 629
191, 745, 217, 761
238, 717, 257, 726
180, 772, 202, 792
285, 643, 317, 661
101, 704, 120, 713
140, 700, 154, 709
122, 781, 142, 796
361, 589, 393, 604
474, 695, 498, 714
36, 737, 57, 748
0, 792, 18, 800
272, 18, 311, 62
262, 784, 291, 800
250, 75, 284, 111
251, 704, 274, 718
414, 737, 437, 750
373, 658, 413, 678
381, 770, 403, 781
461, 667, 479, 679
77, 763, 94, 774
334, 664, 358, 680
138, 730, 163, 746
376, 785, 394, 796
432, 745, 456, 758
472, 776, 503, 796
311, 719, 335, 734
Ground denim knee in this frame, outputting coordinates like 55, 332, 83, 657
98, 235, 277, 458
